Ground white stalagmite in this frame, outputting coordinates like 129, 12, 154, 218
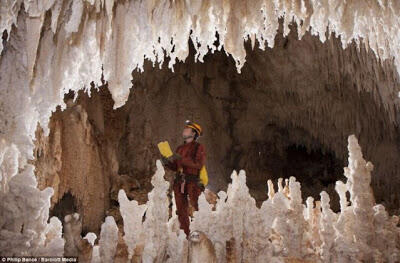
141, 160, 170, 263
114, 135, 399, 262
319, 191, 337, 262
0, 161, 65, 256
0, 0, 400, 259
165, 192, 189, 263
98, 216, 119, 262
118, 188, 147, 260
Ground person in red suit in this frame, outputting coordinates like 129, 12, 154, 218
161, 120, 206, 236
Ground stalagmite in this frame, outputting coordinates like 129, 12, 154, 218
166, 192, 189, 263
141, 161, 170, 262
98, 216, 119, 262
319, 191, 337, 262
113, 134, 399, 262
0, 162, 65, 256
118, 189, 146, 260
64, 213, 95, 261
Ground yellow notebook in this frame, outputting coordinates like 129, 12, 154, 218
157, 141, 173, 158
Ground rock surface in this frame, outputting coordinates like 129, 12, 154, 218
33, 24, 400, 235
2, 0, 400, 257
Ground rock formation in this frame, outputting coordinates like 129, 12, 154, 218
86, 136, 399, 262
1, 0, 400, 260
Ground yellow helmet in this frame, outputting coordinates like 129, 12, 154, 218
185, 120, 203, 136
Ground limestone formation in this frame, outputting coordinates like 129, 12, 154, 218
87, 135, 399, 262
1, 0, 400, 260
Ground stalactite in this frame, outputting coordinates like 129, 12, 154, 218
2, 0, 400, 112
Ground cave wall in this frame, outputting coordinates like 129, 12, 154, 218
33, 97, 114, 234
125, 24, 400, 211
2, 0, 400, 257
34, 24, 400, 234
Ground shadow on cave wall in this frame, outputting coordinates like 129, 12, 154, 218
35, 22, 400, 234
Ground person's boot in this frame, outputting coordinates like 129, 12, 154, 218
188, 203, 195, 217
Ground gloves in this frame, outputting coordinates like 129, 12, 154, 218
197, 181, 205, 191
160, 152, 181, 167
160, 156, 169, 166
172, 152, 182, 160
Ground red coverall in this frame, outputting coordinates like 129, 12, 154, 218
165, 140, 206, 236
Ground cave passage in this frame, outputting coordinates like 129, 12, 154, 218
34, 24, 400, 234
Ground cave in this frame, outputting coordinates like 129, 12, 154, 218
1, 0, 400, 262
35, 24, 400, 234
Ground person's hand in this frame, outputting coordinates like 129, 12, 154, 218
172, 152, 182, 160
160, 156, 169, 166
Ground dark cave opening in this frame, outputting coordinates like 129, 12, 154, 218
283, 144, 344, 210
284, 144, 343, 188
236, 124, 345, 210
50, 192, 78, 228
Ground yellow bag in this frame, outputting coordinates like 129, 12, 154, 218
199, 165, 208, 186
157, 141, 173, 158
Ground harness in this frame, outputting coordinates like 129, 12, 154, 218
176, 142, 201, 193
